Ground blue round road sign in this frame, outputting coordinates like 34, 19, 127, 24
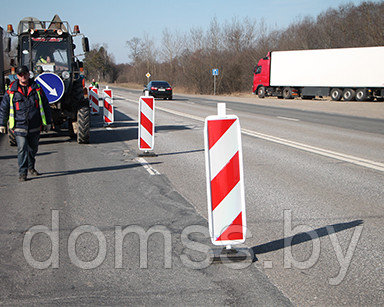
35, 72, 65, 104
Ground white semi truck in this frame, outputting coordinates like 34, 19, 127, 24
253, 46, 384, 101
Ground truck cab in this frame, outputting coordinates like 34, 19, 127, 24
252, 53, 270, 95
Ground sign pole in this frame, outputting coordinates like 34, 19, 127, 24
146, 72, 151, 85
214, 74, 216, 96
212, 68, 218, 96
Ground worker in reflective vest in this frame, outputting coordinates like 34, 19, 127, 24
0, 65, 52, 182
4, 77, 10, 91
38, 56, 51, 64
91, 79, 99, 89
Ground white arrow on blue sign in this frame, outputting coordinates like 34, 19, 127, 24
212, 68, 219, 76
35, 72, 65, 104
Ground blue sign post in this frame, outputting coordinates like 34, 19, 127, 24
35, 72, 65, 104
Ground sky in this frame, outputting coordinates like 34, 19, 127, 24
0, 0, 373, 64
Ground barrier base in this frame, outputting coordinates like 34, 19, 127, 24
138, 151, 157, 157
210, 247, 254, 264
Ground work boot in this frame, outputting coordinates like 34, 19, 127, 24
28, 169, 41, 176
19, 174, 27, 182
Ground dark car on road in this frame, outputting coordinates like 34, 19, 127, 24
144, 81, 173, 100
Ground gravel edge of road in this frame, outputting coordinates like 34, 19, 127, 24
107, 84, 384, 120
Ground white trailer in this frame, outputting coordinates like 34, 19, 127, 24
253, 46, 384, 101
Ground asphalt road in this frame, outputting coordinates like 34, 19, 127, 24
0, 88, 383, 305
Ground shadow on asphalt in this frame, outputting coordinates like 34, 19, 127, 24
251, 219, 364, 256
27, 109, 195, 146
39, 138, 74, 145
91, 109, 135, 128
106, 122, 137, 128
30, 162, 163, 179
0, 154, 18, 160
91, 124, 194, 144
156, 149, 204, 157
38, 130, 72, 138
114, 109, 135, 122
89, 109, 138, 144
91, 127, 137, 144
155, 125, 193, 133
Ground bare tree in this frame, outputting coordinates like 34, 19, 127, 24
126, 37, 143, 65
187, 27, 205, 53
121, 1, 384, 94
223, 17, 257, 53
160, 28, 185, 83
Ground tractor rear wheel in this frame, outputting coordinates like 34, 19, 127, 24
77, 105, 90, 144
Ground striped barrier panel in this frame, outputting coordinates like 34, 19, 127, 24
89, 87, 99, 115
204, 104, 246, 246
88, 86, 93, 107
138, 95, 155, 151
103, 87, 114, 125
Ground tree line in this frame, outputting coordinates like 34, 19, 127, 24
84, 1, 384, 94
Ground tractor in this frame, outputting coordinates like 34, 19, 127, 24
3, 15, 91, 144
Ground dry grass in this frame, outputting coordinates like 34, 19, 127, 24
171, 85, 198, 95
219, 91, 255, 98
111, 82, 253, 98
173, 87, 254, 98
110, 82, 144, 90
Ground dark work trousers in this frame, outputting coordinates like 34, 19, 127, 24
15, 132, 40, 175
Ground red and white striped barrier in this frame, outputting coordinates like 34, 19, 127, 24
204, 103, 246, 246
103, 86, 114, 125
88, 86, 93, 107
89, 87, 99, 115
138, 95, 155, 151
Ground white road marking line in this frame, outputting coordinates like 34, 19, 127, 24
122, 97, 139, 103
135, 157, 161, 175
241, 128, 384, 172
129, 103, 383, 173
277, 116, 300, 122
114, 94, 131, 101
106, 127, 112, 130
156, 106, 205, 122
